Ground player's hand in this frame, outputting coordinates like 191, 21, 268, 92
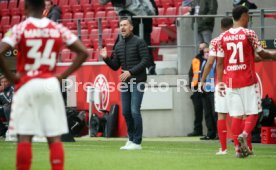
198, 82, 205, 93
56, 75, 63, 82
216, 82, 226, 97
120, 70, 131, 81
99, 47, 108, 59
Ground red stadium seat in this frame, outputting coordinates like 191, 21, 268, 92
106, 10, 118, 29
81, 29, 89, 40
66, 22, 76, 29
74, 12, 84, 21
102, 28, 112, 40
84, 11, 95, 30
93, 49, 100, 61
157, 7, 177, 26
154, 8, 165, 26
109, 19, 119, 31
1, 16, 11, 33
59, 0, 69, 6
10, 16, 21, 26
0, 1, 9, 16
86, 48, 98, 62
82, 3, 93, 13
82, 39, 92, 48
166, 7, 177, 25
155, 0, 162, 8
61, 12, 73, 25
18, 0, 25, 16
71, 0, 82, 13
105, 43, 114, 57
179, 6, 191, 15
86, 20, 98, 31
93, 2, 105, 13
112, 28, 119, 39
8, 1, 18, 9
80, 0, 90, 4
151, 27, 161, 45
52, 0, 59, 4
89, 29, 99, 48
1, 16, 11, 26
103, 2, 114, 11
95, 11, 108, 28
60, 0, 71, 13
151, 26, 169, 44
106, 11, 118, 22
95, 11, 106, 20
9, 0, 21, 16
84, 11, 95, 20
160, 0, 174, 9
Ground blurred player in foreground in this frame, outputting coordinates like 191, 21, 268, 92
0, 0, 88, 169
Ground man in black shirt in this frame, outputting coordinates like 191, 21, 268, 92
100, 17, 150, 150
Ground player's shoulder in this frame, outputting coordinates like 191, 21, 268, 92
210, 36, 220, 44
218, 31, 229, 40
9, 18, 30, 31
242, 28, 257, 36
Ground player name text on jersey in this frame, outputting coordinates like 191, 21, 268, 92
223, 34, 246, 42
24, 29, 60, 38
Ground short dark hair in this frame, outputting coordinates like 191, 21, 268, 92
45, 0, 53, 5
119, 16, 133, 26
221, 17, 233, 29
232, 5, 249, 21
25, 0, 45, 12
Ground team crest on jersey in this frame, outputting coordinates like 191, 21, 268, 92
93, 74, 110, 112
4, 30, 13, 37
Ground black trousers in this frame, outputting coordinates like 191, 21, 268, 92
191, 92, 203, 134
202, 92, 217, 138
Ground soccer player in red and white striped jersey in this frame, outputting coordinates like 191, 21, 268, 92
0, 0, 88, 169
216, 6, 276, 158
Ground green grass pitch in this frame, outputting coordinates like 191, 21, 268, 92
0, 137, 276, 170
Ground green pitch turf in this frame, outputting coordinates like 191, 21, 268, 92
0, 137, 276, 170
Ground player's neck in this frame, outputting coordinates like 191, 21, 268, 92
233, 22, 243, 29
28, 12, 43, 19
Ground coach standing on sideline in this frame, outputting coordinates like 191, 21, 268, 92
100, 17, 150, 150
99, 0, 158, 75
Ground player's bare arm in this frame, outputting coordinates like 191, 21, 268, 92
57, 40, 89, 80
216, 57, 225, 96
199, 56, 216, 91
0, 42, 19, 83
257, 49, 276, 61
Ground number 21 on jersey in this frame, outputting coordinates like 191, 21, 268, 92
227, 42, 244, 64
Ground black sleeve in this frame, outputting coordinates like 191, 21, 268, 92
129, 40, 151, 75
202, 0, 218, 23
103, 50, 121, 71
188, 64, 193, 88
50, 7, 61, 22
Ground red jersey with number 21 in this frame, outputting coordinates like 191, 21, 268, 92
2, 17, 77, 90
217, 27, 263, 88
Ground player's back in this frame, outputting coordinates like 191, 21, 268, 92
2, 17, 77, 90
218, 27, 257, 88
